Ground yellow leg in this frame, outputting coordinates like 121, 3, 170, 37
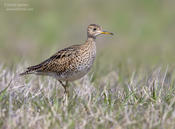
59, 81, 69, 95
59, 81, 69, 106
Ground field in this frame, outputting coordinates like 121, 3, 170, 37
1, 0, 175, 129
1, 64, 175, 129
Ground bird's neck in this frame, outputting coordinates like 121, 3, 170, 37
83, 37, 96, 57
84, 37, 96, 49
86, 37, 96, 44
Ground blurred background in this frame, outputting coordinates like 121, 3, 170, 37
0, 0, 175, 75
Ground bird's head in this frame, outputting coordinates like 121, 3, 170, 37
87, 24, 113, 38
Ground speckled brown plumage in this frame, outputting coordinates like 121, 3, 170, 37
20, 24, 113, 93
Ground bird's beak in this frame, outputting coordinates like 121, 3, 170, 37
101, 31, 114, 35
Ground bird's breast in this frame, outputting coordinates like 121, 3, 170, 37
53, 42, 96, 81
62, 46, 96, 81
76, 48, 96, 71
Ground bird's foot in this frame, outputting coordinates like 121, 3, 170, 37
59, 81, 69, 106
63, 92, 68, 106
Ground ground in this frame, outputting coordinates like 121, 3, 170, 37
0, 0, 175, 128
0, 64, 175, 129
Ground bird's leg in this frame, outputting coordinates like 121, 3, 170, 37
59, 81, 69, 95
65, 81, 69, 94
59, 81, 69, 106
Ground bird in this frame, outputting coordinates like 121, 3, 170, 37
20, 24, 113, 94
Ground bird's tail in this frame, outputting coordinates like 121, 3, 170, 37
19, 63, 43, 76
19, 70, 33, 76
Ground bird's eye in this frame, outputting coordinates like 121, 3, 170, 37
93, 28, 97, 31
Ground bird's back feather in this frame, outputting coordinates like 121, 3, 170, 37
20, 44, 81, 76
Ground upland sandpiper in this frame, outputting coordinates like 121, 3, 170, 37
20, 24, 113, 94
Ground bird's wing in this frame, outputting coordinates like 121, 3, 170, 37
23, 44, 81, 75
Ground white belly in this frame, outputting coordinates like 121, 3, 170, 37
54, 56, 95, 81
50, 45, 96, 81
49, 66, 91, 81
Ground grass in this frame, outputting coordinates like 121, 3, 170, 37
0, 64, 175, 129
1, 0, 175, 128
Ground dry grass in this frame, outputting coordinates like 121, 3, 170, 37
0, 0, 175, 129
0, 64, 175, 129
